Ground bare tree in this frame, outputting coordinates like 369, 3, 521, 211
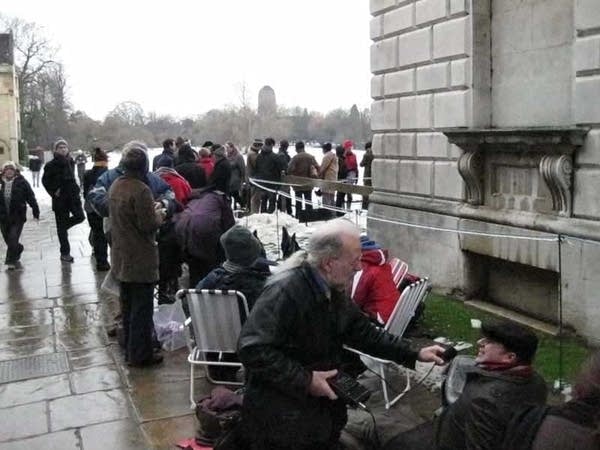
0, 14, 61, 147
107, 101, 146, 127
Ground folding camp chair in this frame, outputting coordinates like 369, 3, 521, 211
176, 289, 249, 408
350, 257, 408, 300
389, 257, 409, 289
345, 277, 431, 409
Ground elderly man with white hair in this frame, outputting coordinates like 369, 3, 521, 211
237, 219, 445, 450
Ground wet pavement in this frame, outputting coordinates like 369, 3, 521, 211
0, 190, 212, 449
0, 185, 439, 449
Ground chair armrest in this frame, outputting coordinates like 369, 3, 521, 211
183, 317, 194, 353
343, 345, 397, 365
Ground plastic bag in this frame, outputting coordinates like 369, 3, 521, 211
100, 269, 120, 297
153, 298, 187, 351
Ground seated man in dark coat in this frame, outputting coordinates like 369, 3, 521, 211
196, 224, 270, 381
237, 219, 446, 450
196, 224, 269, 311
383, 320, 548, 450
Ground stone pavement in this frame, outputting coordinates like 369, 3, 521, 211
0, 194, 213, 449
0, 189, 439, 449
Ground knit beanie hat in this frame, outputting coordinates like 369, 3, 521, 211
121, 141, 149, 174
360, 235, 381, 250
212, 145, 225, 159
220, 225, 262, 267
54, 138, 68, 151
2, 160, 17, 172
250, 139, 263, 152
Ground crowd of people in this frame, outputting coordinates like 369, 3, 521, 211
0, 135, 597, 449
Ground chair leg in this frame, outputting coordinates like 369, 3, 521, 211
380, 364, 390, 409
190, 364, 196, 409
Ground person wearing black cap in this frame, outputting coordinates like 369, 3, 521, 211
42, 138, 85, 262
383, 320, 548, 450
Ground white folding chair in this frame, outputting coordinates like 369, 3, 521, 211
176, 288, 249, 408
389, 257, 409, 289
345, 277, 431, 409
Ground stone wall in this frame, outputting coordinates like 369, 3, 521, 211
368, 0, 600, 344
0, 34, 19, 165
369, 0, 476, 288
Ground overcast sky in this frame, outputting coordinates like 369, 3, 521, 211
4, 1, 372, 121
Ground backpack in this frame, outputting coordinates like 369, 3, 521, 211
195, 387, 243, 447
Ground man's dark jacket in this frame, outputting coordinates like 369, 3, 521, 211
41, 154, 80, 211
255, 146, 284, 187
153, 149, 175, 171
208, 158, 232, 195
237, 261, 419, 448
0, 175, 39, 223
434, 366, 548, 450
196, 265, 269, 311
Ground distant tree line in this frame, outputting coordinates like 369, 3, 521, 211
1, 14, 371, 157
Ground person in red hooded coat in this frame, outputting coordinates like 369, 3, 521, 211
155, 166, 191, 208
351, 235, 400, 324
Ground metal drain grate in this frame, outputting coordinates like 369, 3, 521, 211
0, 353, 69, 384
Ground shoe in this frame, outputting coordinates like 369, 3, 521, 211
128, 353, 164, 368
96, 262, 111, 271
60, 254, 74, 263
12, 261, 23, 270
6, 263, 16, 271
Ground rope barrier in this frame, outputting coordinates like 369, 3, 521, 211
248, 177, 559, 242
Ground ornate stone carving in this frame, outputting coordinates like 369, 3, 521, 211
539, 154, 573, 217
445, 128, 586, 216
457, 150, 483, 205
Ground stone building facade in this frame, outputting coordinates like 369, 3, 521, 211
0, 33, 20, 165
368, 0, 600, 344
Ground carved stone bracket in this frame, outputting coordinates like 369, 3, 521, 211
539, 154, 573, 217
457, 150, 483, 205
444, 128, 587, 216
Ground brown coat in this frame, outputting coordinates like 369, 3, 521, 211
109, 176, 162, 283
288, 152, 319, 192
246, 149, 259, 180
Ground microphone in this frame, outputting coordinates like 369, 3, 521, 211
441, 347, 458, 363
